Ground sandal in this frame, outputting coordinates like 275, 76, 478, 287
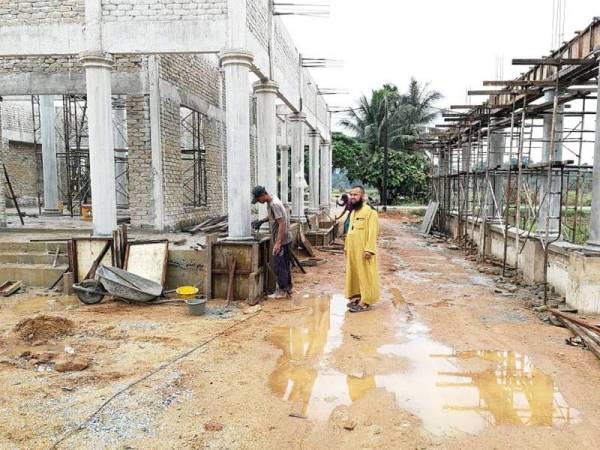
349, 303, 371, 313
346, 297, 361, 308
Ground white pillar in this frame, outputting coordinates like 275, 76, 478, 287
320, 140, 331, 209
308, 130, 320, 212
280, 145, 290, 204
487, 120, 505, 220
221, 50, 254, 239
81, 52, 117, 236
537, 88, 563, 239
113, 106, 128, 209
253, 80, 279, 215
40, 96, 60, 214
290, 112, 306, 219
586, 61, 600, 251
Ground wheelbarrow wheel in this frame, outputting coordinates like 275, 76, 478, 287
73, 279, 106, 305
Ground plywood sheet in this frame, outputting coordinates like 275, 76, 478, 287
420, 201, 439, 235
75, 239, 113, 282
125, 242, 168, 286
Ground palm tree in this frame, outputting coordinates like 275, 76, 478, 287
338, 79, 442, 203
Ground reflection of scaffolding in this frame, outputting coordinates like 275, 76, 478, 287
180, 107, 208, 208
434, 350, 576, 427
420, 21, 599, 303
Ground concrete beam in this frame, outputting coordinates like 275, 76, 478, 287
0, 23, 84, 57
0, 72, 148, 96
103, 20, 227, 54
0, 20, 227, 57
158, 79, 225, 123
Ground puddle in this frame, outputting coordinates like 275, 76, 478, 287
268, 296, 579, 435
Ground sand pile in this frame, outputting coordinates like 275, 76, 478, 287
13, 315, 75, 344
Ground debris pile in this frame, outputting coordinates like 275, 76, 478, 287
13, 315, 75, 344
186, 216, 228, 235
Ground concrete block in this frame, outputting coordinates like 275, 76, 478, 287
566, 252, 600, 314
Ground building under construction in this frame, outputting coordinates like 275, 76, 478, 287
422, 17, 600, 314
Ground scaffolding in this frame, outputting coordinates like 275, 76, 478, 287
30, 94, 130, 216
180, 106, 208, 208
420, 19, 600, 304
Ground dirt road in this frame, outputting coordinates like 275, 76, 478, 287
1, 216, 599, 449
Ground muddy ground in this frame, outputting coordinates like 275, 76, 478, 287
1, 215, 600, 449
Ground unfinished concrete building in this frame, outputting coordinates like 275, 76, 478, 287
422, 17, 600, 314
0, 0, 332, 236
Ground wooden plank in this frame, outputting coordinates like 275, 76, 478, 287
2, 163, 24, 225
558, 317, 600, 361
299, 229, 315, 257
226, 257, 237, 305
0, 280, 23, 297
83, 241, 112, 280
420, 201, 439, 235
125, 240, 169, 287
512, 58, 597, 66
73, 238, 114, 283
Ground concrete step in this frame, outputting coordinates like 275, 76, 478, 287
0, 242, 68, 253
0, 252, 70, 265
0, 263, 68, 288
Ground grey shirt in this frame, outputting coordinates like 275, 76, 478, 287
267, 195, 292, 245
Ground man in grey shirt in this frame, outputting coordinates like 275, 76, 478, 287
252, 185, 293, 299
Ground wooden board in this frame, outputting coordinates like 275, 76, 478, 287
73, 238, 114, 283
0, 280, 23, 297
420, 201, 439, 235
125, 241, 169, 287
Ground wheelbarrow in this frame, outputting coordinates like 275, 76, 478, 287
73, 264, 163, 305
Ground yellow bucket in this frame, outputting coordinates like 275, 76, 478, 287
176, 286, 199, 299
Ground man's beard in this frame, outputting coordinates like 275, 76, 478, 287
353, 199, 364, 210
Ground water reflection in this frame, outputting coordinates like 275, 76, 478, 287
268, 295, 579, 434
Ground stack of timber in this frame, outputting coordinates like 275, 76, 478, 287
186, 216, 228, 235
551, 309, 600, 361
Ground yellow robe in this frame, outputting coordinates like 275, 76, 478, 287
344, 204, 380, 304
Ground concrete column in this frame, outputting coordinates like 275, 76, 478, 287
81, 53, 117, 236
0, 116, 5, 226
537, 88, 563, 239
320, 140, 331, 209
113, 107, 128, 209
39, 96, 60, 214
487, 120, 505, 220
586, 62, 600, 251
289, 112, 307, 219
221, 50, 254, 239
280, 145, 290, 204
253, 80, 279, 216
308, 130, 320, 212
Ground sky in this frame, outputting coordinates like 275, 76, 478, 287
281, 0, 599, 130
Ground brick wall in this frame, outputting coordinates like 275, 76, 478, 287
0, 0, 85, 24
0, 141, 40, 207
157, 54, 227, 230
247, 0, 269, 50
158, 54, 221, 108
101, 0, 227, 22
0, 54, 144, 74
126, 95, 154, 228
1, 101, 34, 136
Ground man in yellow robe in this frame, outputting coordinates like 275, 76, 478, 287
344, 185, 380, 312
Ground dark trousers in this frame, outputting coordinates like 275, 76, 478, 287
273, 243, 292, 292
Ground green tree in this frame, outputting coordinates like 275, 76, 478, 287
335, 79, 441, 204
